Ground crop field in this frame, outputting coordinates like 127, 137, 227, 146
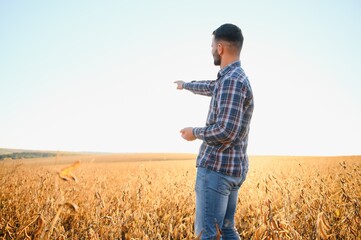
0, 154, 360, 239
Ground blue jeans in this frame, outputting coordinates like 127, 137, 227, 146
195, 167, 247, 240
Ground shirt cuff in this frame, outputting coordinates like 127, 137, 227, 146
183, 81, 196, 90
193, 127, 204, 140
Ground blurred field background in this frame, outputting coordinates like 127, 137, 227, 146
0, 153, 360, 239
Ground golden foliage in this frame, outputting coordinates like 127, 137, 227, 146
58, 160, 80, 182
0, 155, 360, 239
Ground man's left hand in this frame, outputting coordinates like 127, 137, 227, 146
180, 127, 196, 141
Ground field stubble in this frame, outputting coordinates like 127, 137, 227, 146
0, 154, 360, 239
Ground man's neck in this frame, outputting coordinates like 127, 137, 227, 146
220, 56, 240, 69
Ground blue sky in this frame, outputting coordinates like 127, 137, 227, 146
1, 1, 360, 155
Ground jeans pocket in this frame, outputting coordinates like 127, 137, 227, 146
207, 171, 231, 196
217, 176, 232, 196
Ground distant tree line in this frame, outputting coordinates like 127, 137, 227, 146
0, 152, 57, 160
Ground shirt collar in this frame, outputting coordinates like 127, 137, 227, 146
217, 60, 241, 79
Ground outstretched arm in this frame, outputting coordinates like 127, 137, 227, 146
174, 80, 216, 96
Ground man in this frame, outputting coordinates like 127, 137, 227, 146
174, 23, 254, 239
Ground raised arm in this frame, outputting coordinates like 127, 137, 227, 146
174, 80, 216, 96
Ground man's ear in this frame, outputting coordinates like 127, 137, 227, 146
217, 43, 224, 55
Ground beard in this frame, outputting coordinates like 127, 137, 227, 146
212, 51, 221, 66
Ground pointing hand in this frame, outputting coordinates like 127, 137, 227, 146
174, 80, 185, 90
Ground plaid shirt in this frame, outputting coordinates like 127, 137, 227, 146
183, 61, 254, 177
